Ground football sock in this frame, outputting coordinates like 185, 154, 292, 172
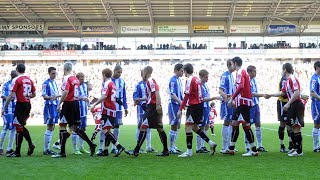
255, 127, 262, 147
186, 132, 193, 150
227, 125, 232, 147
196, 134, 201, 150
43, 130, 52, 151
0, 129, 7, 149
22, 127, 33, 147
112, 128, 119, 150
15, 132, 23, 154
60, 130, 69, 155
312, 128, 319, 150
288, 130, 294, 150
231, 126, 240, 143
134, 131, 147, 152
244, 127, 254, 143
294, 132, 303, 154
211, 127, 214, 134
244, 136, 250, 150
146, 128, 152, 149
75, 128, 93, 146
7, 128, 15, 151
222, 125, 228, 150
158, 131, 168, 152
136, 128, 140, 142
72, 132, 78, 150
99, 131, 105, 150
105, 132, 118, 145
174, 130, 179, 149
278, 126, 285, 141
202, 130, 208, 147
170, 130, 176, 150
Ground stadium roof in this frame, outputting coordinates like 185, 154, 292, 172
0, 0, 320, 37
1, 0, 320, 22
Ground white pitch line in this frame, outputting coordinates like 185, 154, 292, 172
261, 127, 312, 137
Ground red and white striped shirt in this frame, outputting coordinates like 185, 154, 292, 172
91, 107, 102, 125
101, 80, 116, 117
146, 77, 159, 104
232, 68, 253, 107
180, 76, 203, 110
282, 75, 301, 101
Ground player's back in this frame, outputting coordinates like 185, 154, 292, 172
102, 80, 116, 116
220, 71, 234, 95
62, 75, 80, 102
168, 75, 183, 104
278, 76, 288, 102
11, 75, 35, 103
146, 77, 159, 105
238, 69, 252, 99
284, 75, 301, 101
310, 73, 320, 101
185, 76, 202, 105
2, 80, 15, 113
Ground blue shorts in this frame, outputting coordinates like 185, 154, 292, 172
250, 104, 261, 124
44, 104, 59, 125
311, 101, 320, 124
115, 111, 123, 126
2, 114, 14, 130
79, 116, 87, 129
200, 107, 210, 127
137, 114, 144, 127
168, 103, 180, 126
220, 102, 234, 121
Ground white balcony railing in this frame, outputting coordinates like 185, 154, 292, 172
0, 49, 319, 60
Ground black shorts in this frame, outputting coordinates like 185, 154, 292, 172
101, 114, 116, 129
232, 105, 251, 123
142, 104, 163, 129
277, 100, 288, 122
60, 101, 80, 127
14, 102, 31, 127
186, 103, 203, 125
287, 101, 305, 127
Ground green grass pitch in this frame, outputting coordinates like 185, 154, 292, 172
0, 124, 318, 180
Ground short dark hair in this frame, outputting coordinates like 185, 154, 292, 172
48, 67, 56, 74
174, 63, 183, 72
227, 59, 232, 68
144, 66, 153, 74
183, 63, 193, 74
16, 63, 25, 73
114, 65, 122, 72
282, 63, 294, 74
199, 69, 209, 77
102, 68, 113, 78
314, 61, 320, 71
247, 65, 256, 73
231, 56, 242, 67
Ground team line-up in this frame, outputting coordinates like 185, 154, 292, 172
1, 56, 317, 158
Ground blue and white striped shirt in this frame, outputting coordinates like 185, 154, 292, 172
250, 77, 259, 106
112, 78, 128, 111
168, 75, 183, 104
78, 83, 88, 117
202, 83, 210, 109
310, 73, 320, 102
133, 80, 146, 115
42, 79, 59, 105
219, 71, 235, 96
1, 80, 15, 114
